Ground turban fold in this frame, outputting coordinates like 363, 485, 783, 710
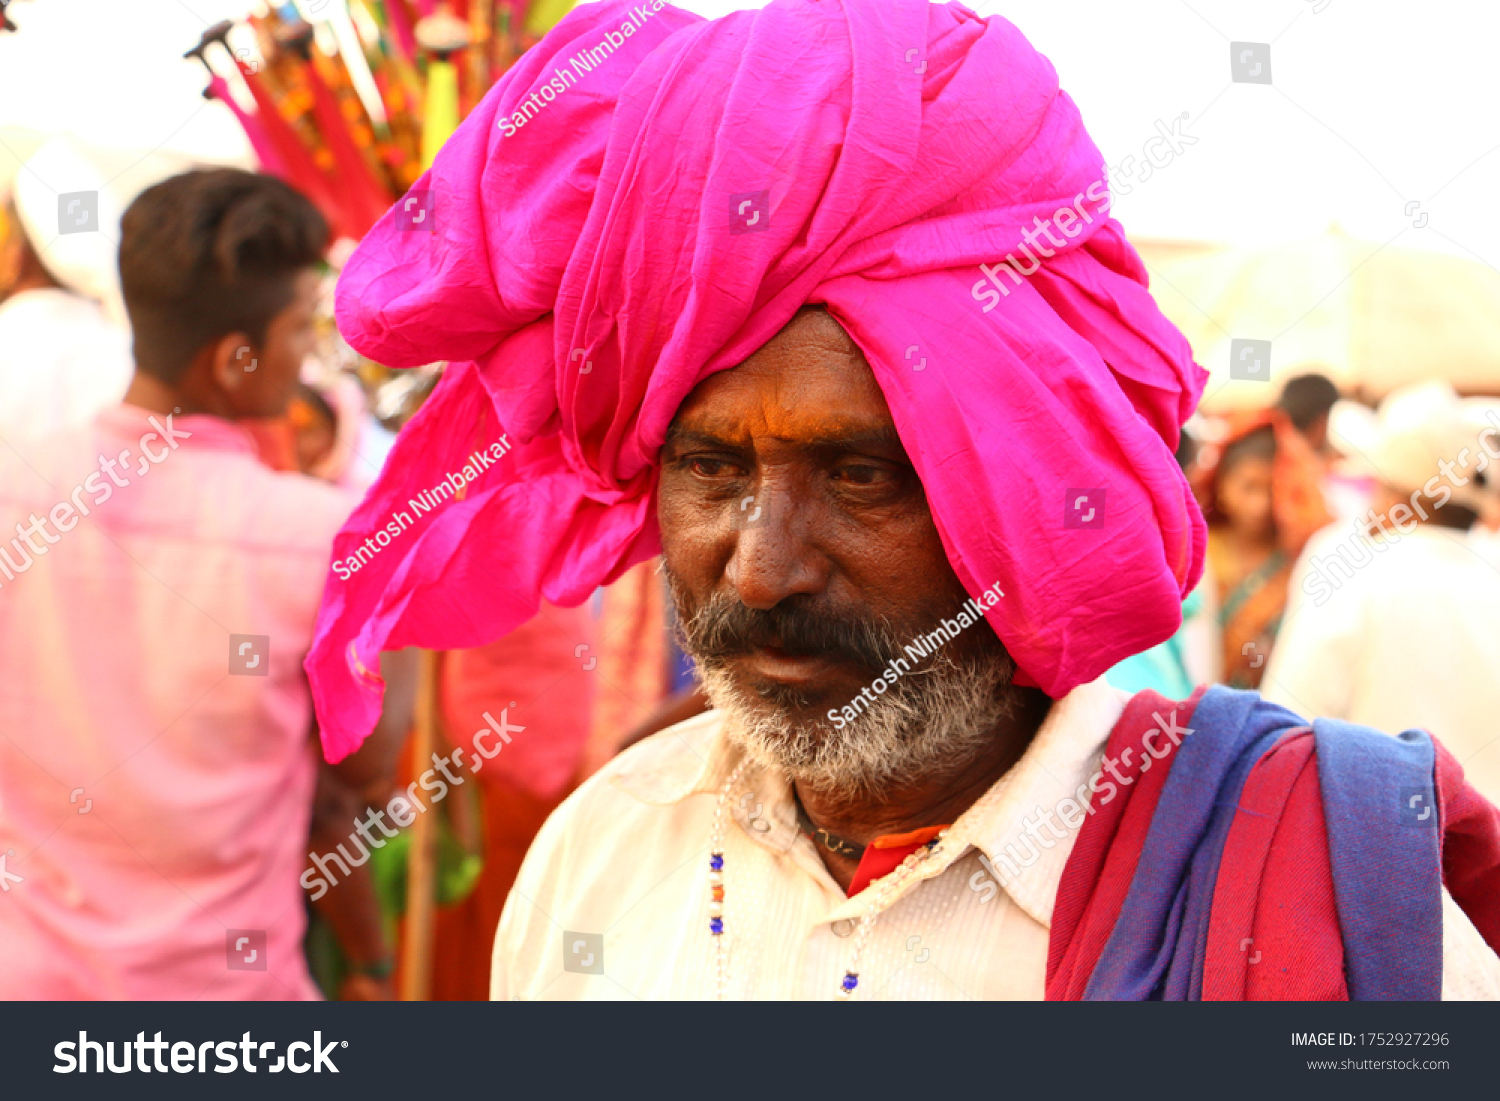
311, 0, 1207, 762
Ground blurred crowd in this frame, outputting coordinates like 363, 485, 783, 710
1139, 371, 1500, 809
0, 135, 684, 1000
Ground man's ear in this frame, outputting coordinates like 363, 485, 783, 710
207, 331, 260, 401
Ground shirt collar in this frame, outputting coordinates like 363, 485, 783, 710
951, 676, 1129, 927
611, 675, 1131, 926
96, 403, 258, 456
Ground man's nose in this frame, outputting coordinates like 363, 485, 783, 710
723, 488, 830, 610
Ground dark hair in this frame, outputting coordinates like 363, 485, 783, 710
119, 169, 328, 383
1218, 424, 1276, 477
1174, 427, 1199, 473
1426, 500, 1480, 531
1277, 374, 1340, 433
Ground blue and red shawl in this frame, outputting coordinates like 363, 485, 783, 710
1047, 686, 1500, 1000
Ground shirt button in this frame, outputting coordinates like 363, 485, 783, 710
831, 919, 855, 938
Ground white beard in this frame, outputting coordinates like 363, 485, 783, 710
696, 651, 1017, 801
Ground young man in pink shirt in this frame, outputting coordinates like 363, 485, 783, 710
0, 169, 405, 999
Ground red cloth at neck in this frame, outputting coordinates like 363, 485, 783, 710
846, 825, 948, 898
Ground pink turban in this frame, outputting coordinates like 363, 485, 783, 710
311, 0, 1206, 762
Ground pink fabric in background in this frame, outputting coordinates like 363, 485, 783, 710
311, 0, 1206, 762
439, 602, 597, 800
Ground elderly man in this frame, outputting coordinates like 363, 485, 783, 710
310, 0, 1500, 1000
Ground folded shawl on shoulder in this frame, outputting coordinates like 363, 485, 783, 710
1049, 686, 1500, 1000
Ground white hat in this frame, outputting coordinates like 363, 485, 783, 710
1327, 398, 1380, 458
1345, 381, 1491, 511
9, 135, 126, 319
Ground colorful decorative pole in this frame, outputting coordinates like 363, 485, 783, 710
184, 22, 291, 179
278, 19, 395, 236
399, 649, 442, 1001
413, 2, 471, 169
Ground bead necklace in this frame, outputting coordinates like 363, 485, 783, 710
708, 759, 949, 1001
707, 759, 747, 1001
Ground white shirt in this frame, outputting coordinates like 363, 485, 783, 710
0, 288, 132, 447
1469, 523, 1500, 571
1264, 522, 1500, 807
493, 677, 1500, 1000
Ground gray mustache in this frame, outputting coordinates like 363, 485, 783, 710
678, 591, 900, 677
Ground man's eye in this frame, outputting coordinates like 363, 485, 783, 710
687, 457, 740, 478
837, 464, 891, 486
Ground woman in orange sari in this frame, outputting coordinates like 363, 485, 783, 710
1194, 409, 1331, 689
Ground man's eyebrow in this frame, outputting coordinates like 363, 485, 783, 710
664, 424, 906, 455
807, 427, 905, 454
664, 426, 745, 449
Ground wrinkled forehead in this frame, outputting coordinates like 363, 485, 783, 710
666, 308, 909, 459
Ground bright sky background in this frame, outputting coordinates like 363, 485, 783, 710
3, 0, 1499, 270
